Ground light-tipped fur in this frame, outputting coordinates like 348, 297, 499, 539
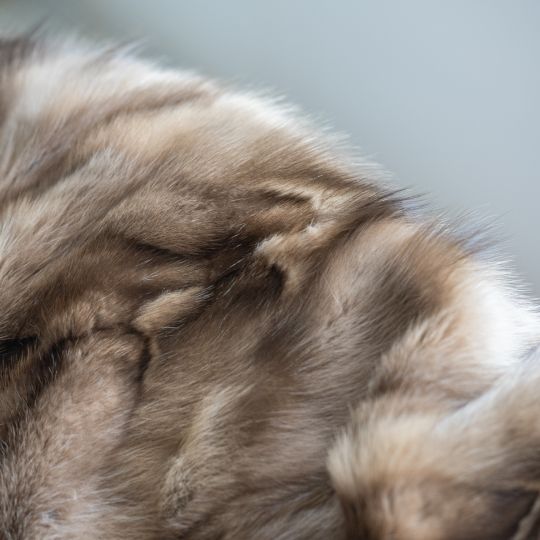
0, 33, 539, 539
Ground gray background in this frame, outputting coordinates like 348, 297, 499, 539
1, 0, 538, 294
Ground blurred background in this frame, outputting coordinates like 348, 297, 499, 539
1, 0, 538, 294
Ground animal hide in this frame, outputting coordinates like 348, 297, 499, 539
0, 33, 539, 539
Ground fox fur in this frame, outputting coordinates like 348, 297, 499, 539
0, 33, 539, 539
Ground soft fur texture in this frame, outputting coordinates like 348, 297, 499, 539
0, 33, 539, 539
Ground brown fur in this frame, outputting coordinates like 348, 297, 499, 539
0, 33, 539, 539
